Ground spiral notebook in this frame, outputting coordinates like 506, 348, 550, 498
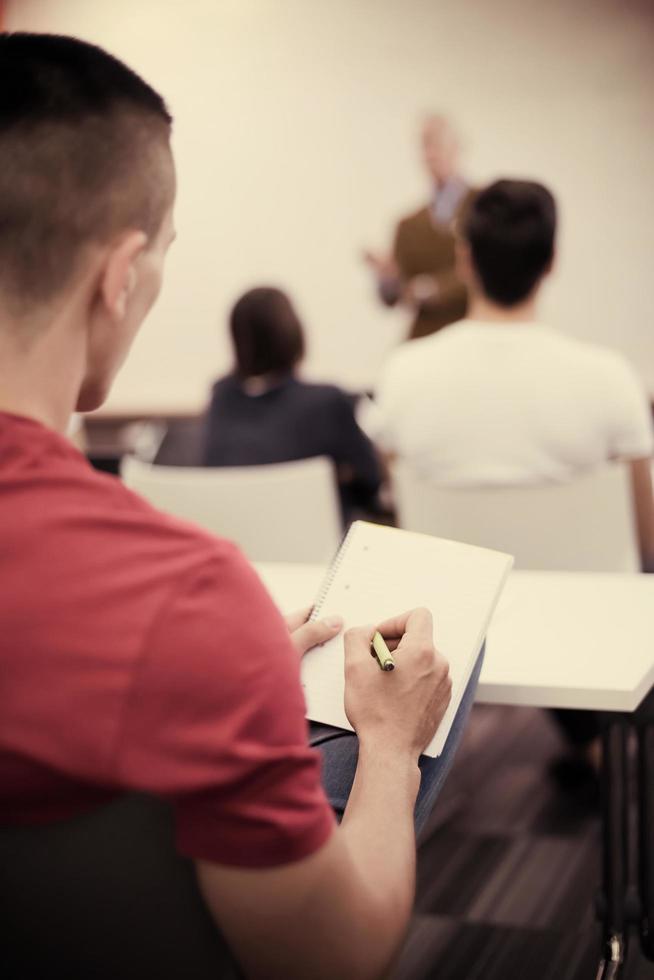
305, 521, 513, 757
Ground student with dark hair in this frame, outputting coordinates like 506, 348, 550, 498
203, 286, 382, 520
0, 33, 478, 980
375, 179, 653, 569
230, 286, 306, 376
374, 178, 654, 793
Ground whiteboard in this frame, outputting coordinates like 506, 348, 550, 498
9, 0, 654, 413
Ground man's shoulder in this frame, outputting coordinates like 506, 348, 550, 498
14, 445, 245, 595
291, 380, 352, 410
578, 342, 650, 407
97, 467, 248, 577
531, 331, 651, 429
209, 373, 239, 404
544, 330, 640, 381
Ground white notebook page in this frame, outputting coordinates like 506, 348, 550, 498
304, 521, 513, 756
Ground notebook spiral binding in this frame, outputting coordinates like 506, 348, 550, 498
309, 523, 357, 621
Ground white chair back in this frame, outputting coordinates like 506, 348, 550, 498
392, 461, 640, 571
121, 456, 342, 563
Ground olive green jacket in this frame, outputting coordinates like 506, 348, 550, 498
393, 200, 470, 340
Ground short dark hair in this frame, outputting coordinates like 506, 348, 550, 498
0, 32, 173, 313
463, 179, 556, 307
230, 288, 305, 378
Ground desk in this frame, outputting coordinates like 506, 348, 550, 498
84, 414, 197, 473
255, 563, 654, 980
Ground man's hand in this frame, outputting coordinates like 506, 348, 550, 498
284, 607, 343, 657
363, 250, 402, 306
362, 249, 398, 281
403, 274, 440, 310
344, 608, 451, 758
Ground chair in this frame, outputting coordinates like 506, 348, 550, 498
121, 455, 342, 563
154, 416, 206, 466
392, 461, 641, 571
0, 794, 240, 980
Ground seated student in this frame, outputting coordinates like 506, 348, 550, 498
375, 178, 654, 570
0, 34, 476, 980
202, 286, 382, 521
374, 179, 654, 791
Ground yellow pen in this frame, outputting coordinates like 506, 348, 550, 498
371, 631, 395, 671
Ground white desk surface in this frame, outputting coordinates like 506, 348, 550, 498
255, 563, 654, 714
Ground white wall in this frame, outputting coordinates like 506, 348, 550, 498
8, 0, 654, 412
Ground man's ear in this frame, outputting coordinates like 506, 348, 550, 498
99, 231, 148, 321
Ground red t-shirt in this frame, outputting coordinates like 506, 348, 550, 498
0, 412, 334, 868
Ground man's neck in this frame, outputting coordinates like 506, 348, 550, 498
0, 308, 85, 434
468, 294, 539, 324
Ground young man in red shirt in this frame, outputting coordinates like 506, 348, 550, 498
0, 34, 479, 979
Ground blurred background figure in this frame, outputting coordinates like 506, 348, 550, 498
364, 114, 471, 340
202, 287, 382, 522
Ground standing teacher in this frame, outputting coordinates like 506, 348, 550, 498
365, 115, 471, 340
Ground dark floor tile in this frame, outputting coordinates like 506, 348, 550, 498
390, 915, 457, 980
403, 704, 651, 978
416, 832, 513, 917
625, 949, 654, 979
466, 833, 598, 930
408, 919, 582, 980
394, 917, 654, 980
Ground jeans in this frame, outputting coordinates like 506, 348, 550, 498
310, 646, 485, 837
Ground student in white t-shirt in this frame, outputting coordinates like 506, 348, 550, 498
374, 178, 654, 796
375, 178, 654, 573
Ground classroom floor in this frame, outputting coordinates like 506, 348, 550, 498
392, 705, 654, 980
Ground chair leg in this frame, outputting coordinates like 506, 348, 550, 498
596, 717, 630, 980
637, 701, 654, 961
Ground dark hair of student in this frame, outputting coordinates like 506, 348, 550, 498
463, 179, 556, 307
0, 32, 173, 314
230, 288, 305, 379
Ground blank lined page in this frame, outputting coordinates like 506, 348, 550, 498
304, 521, 513, 756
